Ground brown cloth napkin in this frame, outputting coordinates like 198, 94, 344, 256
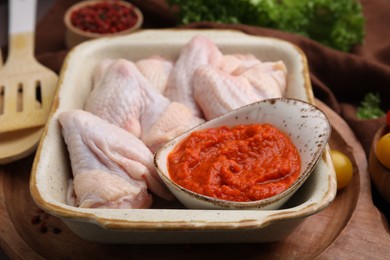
33, 0, 389, 156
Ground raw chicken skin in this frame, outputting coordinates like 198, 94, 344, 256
59, 109, 173, 209
136, 55, 173, 93
194, 58, 288, 120
85, 58, 204, 153
217, 54, 261, 75
85, 59, 171, 139
193, 66, 259, 120
245, 61, 288, 94
164, 35, 223, 117
73, 170, 152, 209
143, 102, 205, 152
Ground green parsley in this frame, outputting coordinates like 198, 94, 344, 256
168, 0, 365, 52
357, 92, 385, 119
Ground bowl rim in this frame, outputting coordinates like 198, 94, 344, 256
63, 0, 144, 38
29, 29, 337, 231
154, 97, 332, 209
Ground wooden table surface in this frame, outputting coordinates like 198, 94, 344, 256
0, 100, 389, 259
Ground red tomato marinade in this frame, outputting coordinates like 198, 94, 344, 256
167, 124, 301, 202
70, 1, 138, 34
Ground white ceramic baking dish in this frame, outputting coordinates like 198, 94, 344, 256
30, 29, 337, 244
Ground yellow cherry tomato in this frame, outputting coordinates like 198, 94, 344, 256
330, 149, 353, 190
376, 133, 390, 169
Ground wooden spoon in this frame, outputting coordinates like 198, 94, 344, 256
0, 0, 58, 164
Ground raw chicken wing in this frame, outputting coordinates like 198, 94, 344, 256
164, 35, 223, 117
84, 59, 171, 138
193, 59, 287, 120
59, 109, 173, 209
85, 58, 204, 152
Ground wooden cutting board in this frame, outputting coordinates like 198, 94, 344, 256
0, 100, 389, 259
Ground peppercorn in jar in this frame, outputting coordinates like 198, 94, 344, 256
70, 0, 139, 34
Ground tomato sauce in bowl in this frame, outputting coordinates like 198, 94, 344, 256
167, 124, 301, 202
155, 98, 332, 210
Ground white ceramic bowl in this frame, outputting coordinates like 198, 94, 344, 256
155, 98, 332, 210
30, 30, 337, 244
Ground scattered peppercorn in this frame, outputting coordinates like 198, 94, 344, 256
70, 0, 139, 34
31, 208, 62, 234
31, 215, 41, 225
52, 227, 62, 234
39, 224, 48, 234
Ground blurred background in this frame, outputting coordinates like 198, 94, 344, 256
0, 0, 56, 48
